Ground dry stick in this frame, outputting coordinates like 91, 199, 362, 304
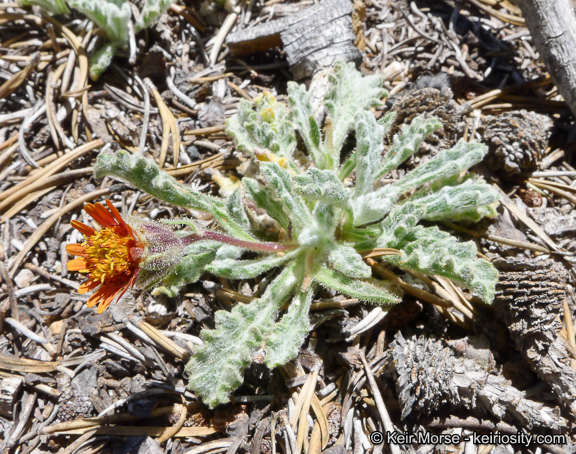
169, 3, 205, 33
137, 320, 188, 360
189, 72, 233, 84
183, 124, 226, 136
0, 139, 104, 212
18, 102, 46, 168
8, 184, 119, 277
359, 351, 400, 454
0, 242, 19, 322
563, 297, 576, 371
57, 429, 98, 454
209, 5, 241, 66
134, 75, 150, 155
46, 62, 70, 149
461, 0, 526, 25
228, 81, 252, 100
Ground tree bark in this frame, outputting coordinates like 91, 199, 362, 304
514, 0, 576, 118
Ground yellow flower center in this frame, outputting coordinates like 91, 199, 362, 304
82, 226, 138, 284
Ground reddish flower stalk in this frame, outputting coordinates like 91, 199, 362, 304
182, 231, 295, 253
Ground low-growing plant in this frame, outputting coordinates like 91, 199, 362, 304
84, 62, 499, 407
18, 0, 171, 79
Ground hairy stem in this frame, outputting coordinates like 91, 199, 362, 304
182, 231, 295, 253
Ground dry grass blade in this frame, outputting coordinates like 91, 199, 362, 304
310, 394, 329, 449
48, 426, 217, 437
57, 428, 98, 454
0, 51, 39, 99
359, 350, 400, 454
2, 167, 93, 220
0, 139, 104, 210
361, 248, 402, 259
169, 3, 205, 33
0, 354, 58, 373
529, 179, 576, 205
184, 439, 234, 454
183, 125, 226, 136
461, 0, 525, 25
442, 220, 550, 253
293, 368, 319, 454
8, 184, 118, 276
494, 184, 560, 251
367, 259, 452, 308
137, 320, 189, 360
145, 78, 180, 167
157, 395, 187, 443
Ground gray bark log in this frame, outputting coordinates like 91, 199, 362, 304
514, 0, 576, 118
226, 0, 361, 80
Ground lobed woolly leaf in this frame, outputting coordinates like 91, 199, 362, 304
327, 244, 372, 279
206, 251, 299, 280
354, 110, 387, 197
287, 82, 330, 169
393, 140, 489, 194
265, 288, 314, 368
243, 177, 291, 230
69, 0, 131, 43
186, 263, 300, 407
260, 162, 314, 231
95, 151, 223, 212
383, 225, 498, 303
313, 266, 401, 305
409, 178, 499, 223
18, 0, 69, 14
324, 61, 387, 162
136, 0, 171, 32
226, 93, 297, 165
293, 168, 351, 209
377, 116, 442, 178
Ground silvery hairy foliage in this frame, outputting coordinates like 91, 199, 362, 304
18, 0, 171, 79
94, 62, 499, 408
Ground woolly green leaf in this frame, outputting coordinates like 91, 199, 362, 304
260, 162, 314, 231
69, 0, 131, 43
227, 188, 251, 231
376, 203, 426, 248
88, 42, 119, 80
212, 205, 254, 242
327, 244, 371, 278
393, 140, 489, 194
324, 61, 386, 162
18, 0, 69, 14
136, 0, 171, 32
376, 116, 442, 178
226, 94, 297, 165
313, 266, 400, 305
95, 151, 223, 212
206, 251, 299, 280
354, 110, 386, 196
383, 225, 498, 303
287, 82, 329, 169
409, 178, 499, 223
243, 177, 291, 230
350, 188, 396, 227
265, 288, 314, 368
293, 168, 351, 209
186, 263, 300, 408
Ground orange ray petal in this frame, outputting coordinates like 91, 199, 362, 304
105, 199, 126, 228
66, 243, 87, 256
78, 279, 100, 294
85, 202, 116, 228
71, 220, 96, 237
67, 258, 87, 271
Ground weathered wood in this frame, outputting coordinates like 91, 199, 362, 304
514, 0, 576, 118
0, 376, 23, 418
226, 0, 362, 80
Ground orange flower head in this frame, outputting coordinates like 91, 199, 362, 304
66, 200, 145, 313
